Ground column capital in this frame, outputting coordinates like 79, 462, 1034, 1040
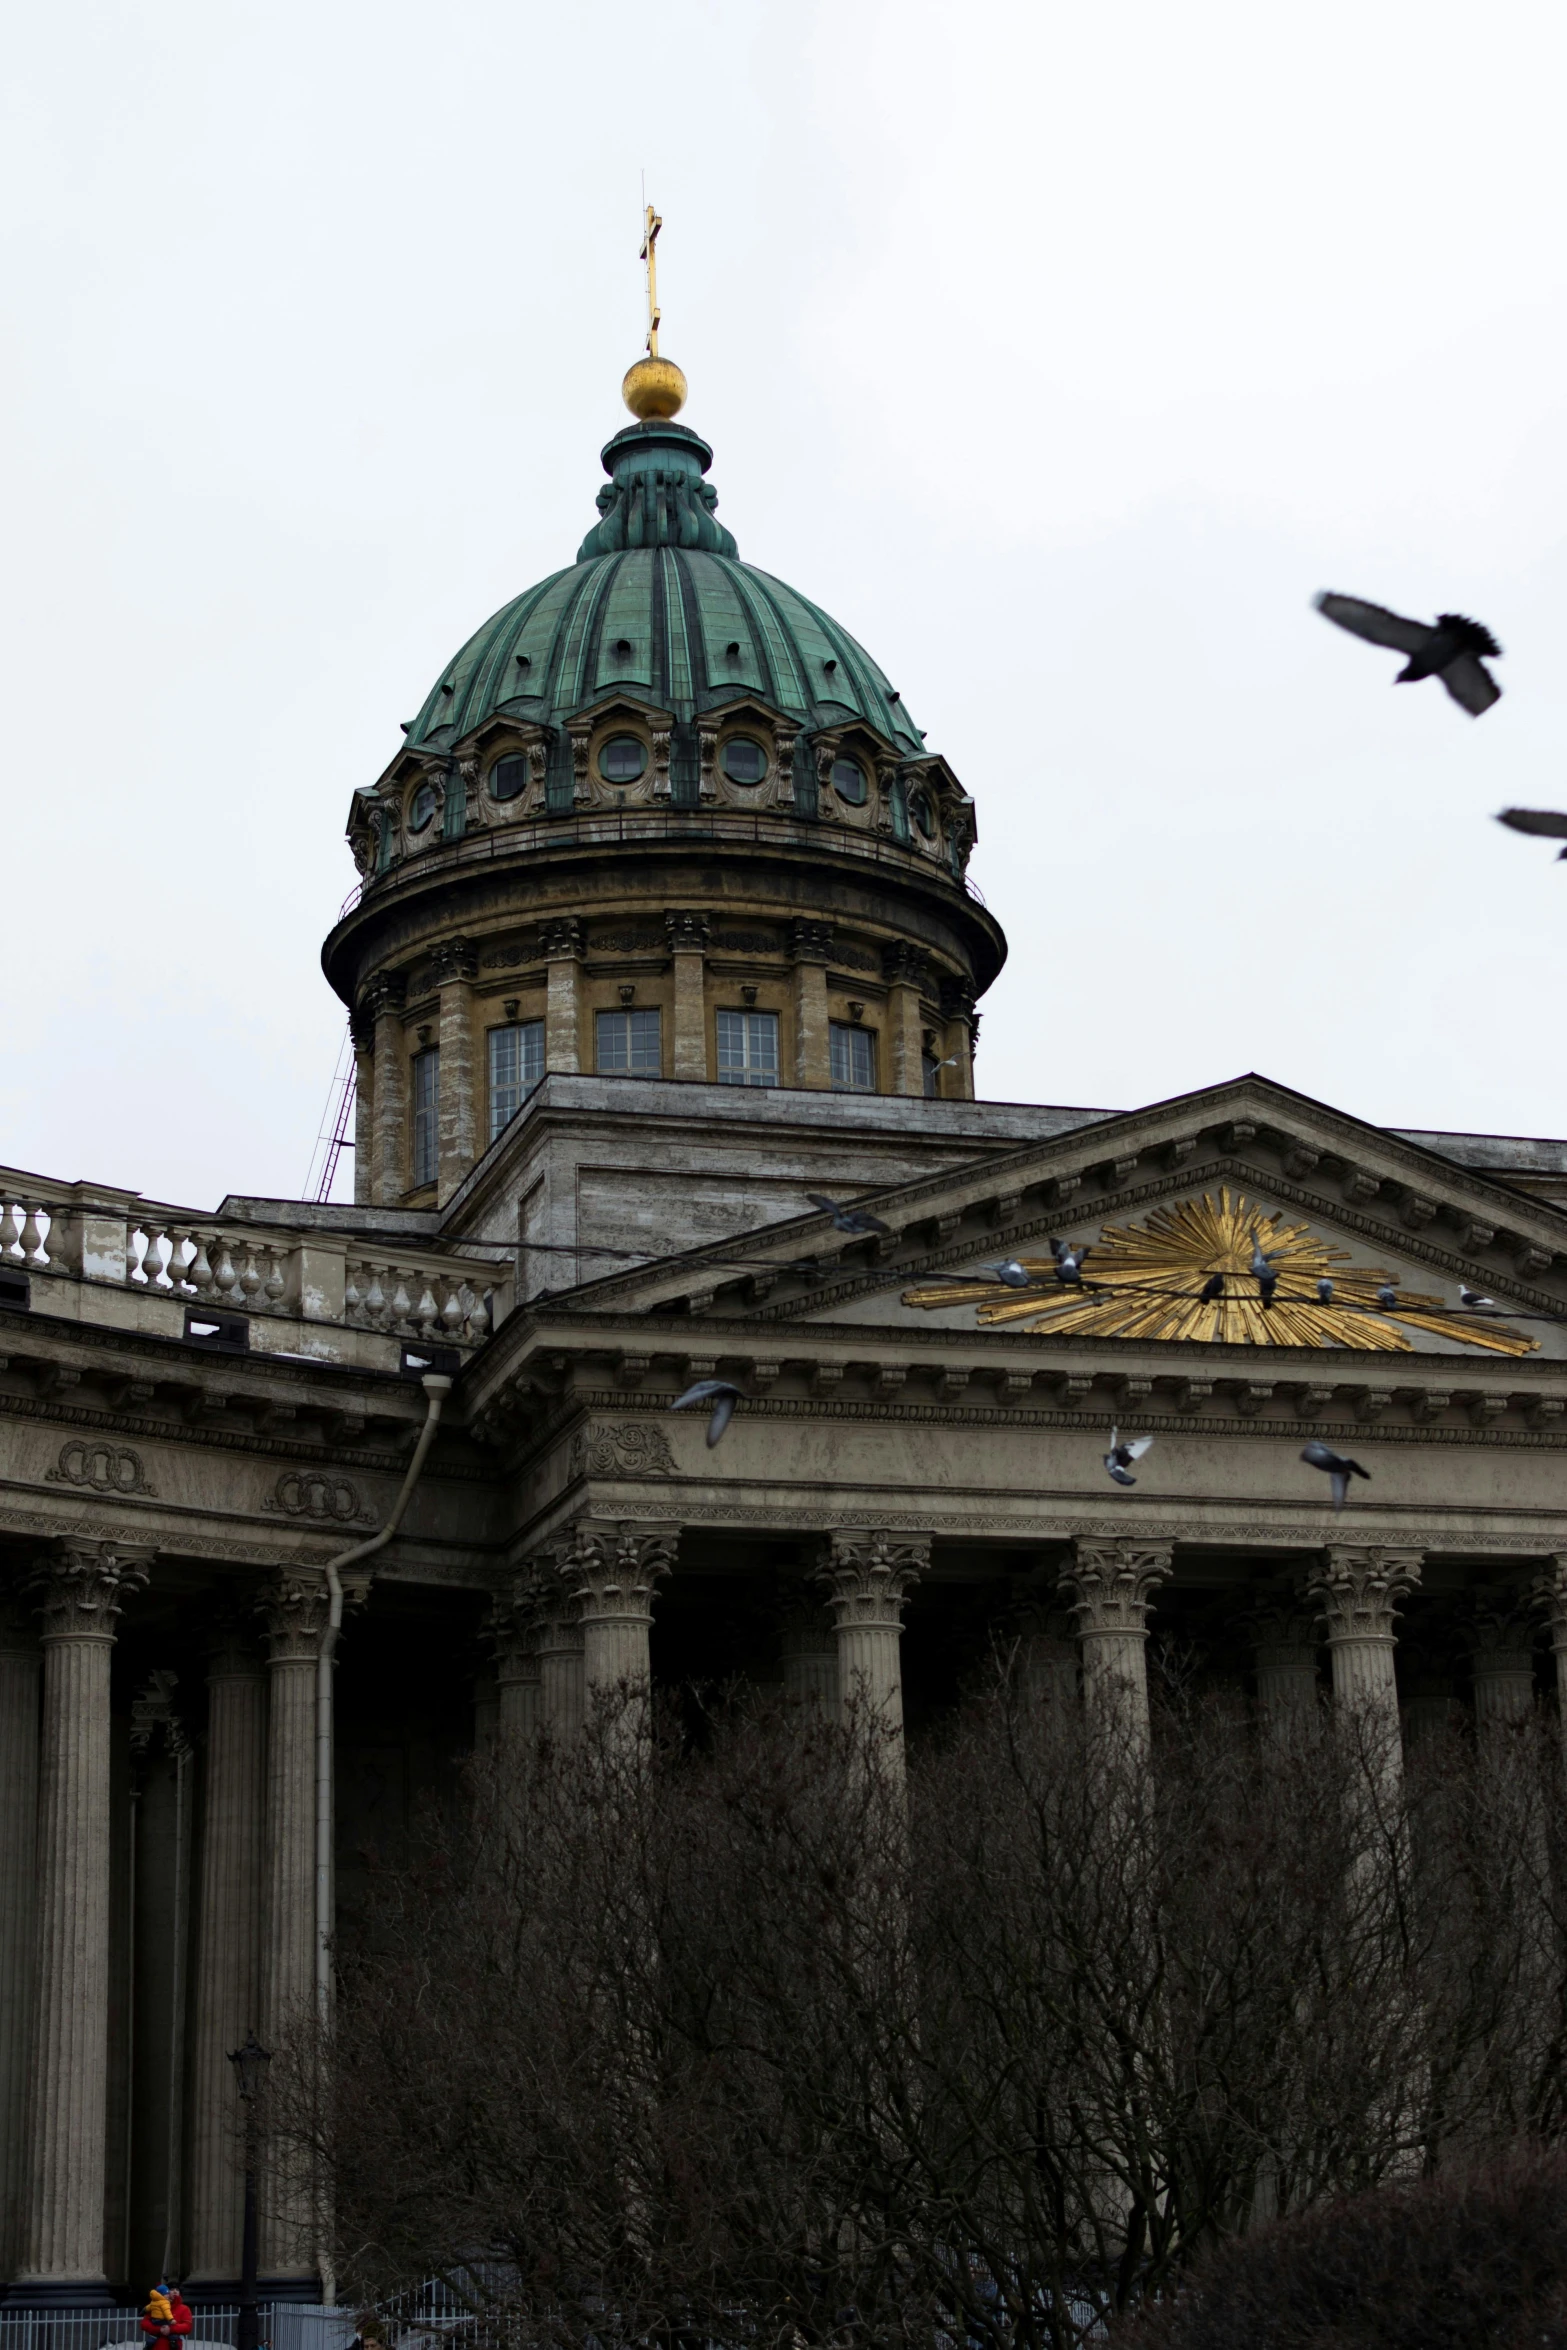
359, 968, 407, 1023
1240, 1577, 1320, 1665
560, 1520, 679, 1625
487, 1592, 541, 1686
256, 1567, 331, 1662
881, 940, 931, 988
816, 1530, 930, 1629
207, 1595, 265, 1678
664, 908, 711, 954
1307, 1548, 1423, 1645
538, 914, 584, 961
30, 1540, 152, 1640
1468, 1584, 1539, 1669
1532, 1556, 1567, 1651
428, 936, 478, 987
1058, 1540, 1172, 1638
790, 918, 834, 964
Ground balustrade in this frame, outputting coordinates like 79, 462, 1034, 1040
0, 1172, 501, 1349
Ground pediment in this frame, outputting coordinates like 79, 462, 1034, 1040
555, 1074, 1567, 1366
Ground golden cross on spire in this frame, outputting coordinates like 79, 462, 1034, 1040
640, 201, 662, 359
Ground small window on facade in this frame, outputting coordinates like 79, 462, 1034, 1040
722, 736, 768, 784
923, 1052, 941, 1098
830, 756, 868, 806
908, 788, 936, 839
412, 1047, 440, 1186
408, 782, 439, 834
599, 735, 647, 783
595, 1007, 662, 1074
830, 1021, 876, 1093
716, 1008, 779, 1087
489, 754, 527, 802
489, 1020, 545, 1141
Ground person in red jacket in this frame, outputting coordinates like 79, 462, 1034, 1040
141, 2286, 193, 2345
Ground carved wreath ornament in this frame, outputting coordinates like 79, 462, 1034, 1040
902, 1189, 1536, 1356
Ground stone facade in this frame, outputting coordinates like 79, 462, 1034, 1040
5, 398, 1567, 2301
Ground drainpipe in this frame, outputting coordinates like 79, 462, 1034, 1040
313, 1370, 451, 2300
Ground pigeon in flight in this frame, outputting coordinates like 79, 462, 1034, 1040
671, 1379, 744, 1447
1199, 1272, 1225, 1304
1104, 1427, 1155, 1487
808, 1194, 890, 1237
979, 1259, 1034, 1288
1317, 1276, 1334, 1305
1250, 1237, 1279, 1310
1301, 1440, 1372, 1512
1050, 1239, 1090, 1287
1376, 1282, 1398, 1311
1459, 1284, 1497, 1311
1497, 809, 1567, 859
1315, 592, 1502, 716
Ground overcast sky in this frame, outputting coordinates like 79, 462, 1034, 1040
5, 0, 1567, 1209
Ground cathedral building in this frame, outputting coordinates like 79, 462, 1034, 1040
3, 329, 1567, 2309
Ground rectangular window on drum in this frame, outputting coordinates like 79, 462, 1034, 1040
829, 1021, 876, 1093
411, 1047, 440, 1187
488, 1020, 545, 1142
923, 1051, 941, 1098
595, 1007, 663, 1075
716, 1008, 779, 1087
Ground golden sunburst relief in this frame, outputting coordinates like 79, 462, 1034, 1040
901, 1189, 1537, 1356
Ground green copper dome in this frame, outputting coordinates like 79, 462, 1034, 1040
403, 421, 925, 758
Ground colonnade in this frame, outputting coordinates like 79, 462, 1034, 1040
0, 1548, 331, 2302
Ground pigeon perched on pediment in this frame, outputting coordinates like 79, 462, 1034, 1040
1315, 592, 1502, 716
1050, 1239, 1090, 1286
1497, 808, 1567, 858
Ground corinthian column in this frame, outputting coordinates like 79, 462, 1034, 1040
257, 1569, 328, 2288
1243, 1583, 1321, 1742
362, 972, 408, 1207
540, 917, 583, 1075
1468, 1590, 1538, 1732
0, 1598, 40, 2278
1306, 1547, 1421, 1789
562, 1522, 677, 1751
1057, 1541, 1172, 1752
185, 1612, 267, 2285
1533, 1558, 1567, 1753
490, 1595, 541, 1756
778, 1594, 839, 1715
430, 938, 478, 1206
816, 1532, 928, 1766
529, 1557, 584, 1743
664, 912, 710, 1081
16, 1540, 150, 2300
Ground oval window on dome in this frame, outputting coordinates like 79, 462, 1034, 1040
599, 735, 647, 783
407, 783, 439, 834
908, 788, 936, 839
722, 736, 768, 785
489, 754, 527, 803
830, 756, 868, 806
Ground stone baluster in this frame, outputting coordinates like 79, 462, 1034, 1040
816, 1531, 929, 1771
388, 1268, 413, 1328
257, 1569, 330, 2289
362, 970, 409, 1206
1243, 1582, 1321, 1741
16, 1540, 151, 2299
18, 1205, 50, 1265
429, 938, 478, 1206
187, 1232, 216, 1296
539, 916, 583, 1075
664, 910, 710, 1080
1305, 1547, 1422, 1795
1057, 1540, 1173, 1753
1469, 1589, 1539, 1731
185, 1611, 267, 2285
790, 920, 833, 1088
0, 1596, 41, 2277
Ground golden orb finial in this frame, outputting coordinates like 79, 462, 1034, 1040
623, 199, 687, 419
622, 354, 688, 420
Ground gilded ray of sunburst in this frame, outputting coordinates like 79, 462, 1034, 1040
901, 1188, 1537, 1356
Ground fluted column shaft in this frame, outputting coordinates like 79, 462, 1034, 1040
185, 1623, 267, 2282
1534, 1558, 1567, 1754
1058, 1541, 1172, 1754
490, 1599, 542, 1758
531, 1564, 584, 1742
368, 985, 408, 1207
564, 1523, 677, 1699
1470, 1594, 1537, 1731
350, 1036, 374, 1207
1010, 1598, 1079, 1730
1245, 1587, 1321, 1743
0, 1602, 40, 2276
665, 915, 709, 1082
790, 925, 831, 1087
432, 941, 477, 1207
541, 922, 583, 1075
18, 1542, 150, 2292
817, 1533, 927, 1775
779, 1601, 839, 1715
1307, 1547, 1422, 1790
259, 1572, 328, 2284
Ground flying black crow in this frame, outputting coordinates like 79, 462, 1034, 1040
1315, 592, 1502, 716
